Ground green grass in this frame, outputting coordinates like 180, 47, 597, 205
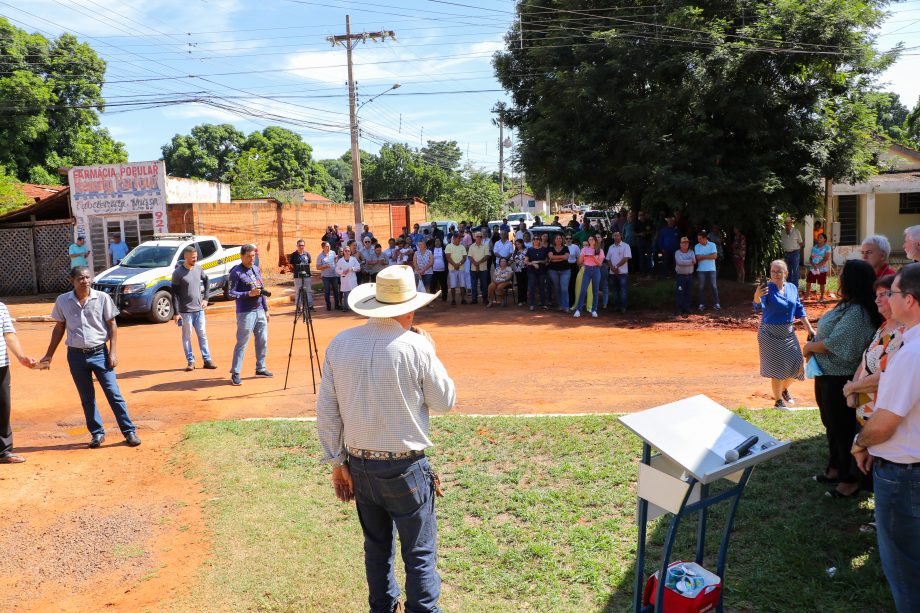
173, 412, 892, 612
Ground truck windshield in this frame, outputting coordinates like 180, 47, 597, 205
508, 214, 528, 222
119, 246, 178, 268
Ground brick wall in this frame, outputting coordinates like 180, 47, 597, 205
179, 201, 427, 269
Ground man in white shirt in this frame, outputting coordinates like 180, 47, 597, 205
317, 265, 455, 613
852, 263, 920, 611
781, 217, 804, 279
605, 231, 632, 313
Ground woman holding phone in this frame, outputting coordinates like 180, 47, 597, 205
753, 260, 816, 408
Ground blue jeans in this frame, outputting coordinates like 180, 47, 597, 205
676, 273, 693, 312
784, 250, 801, 280
180, 310, 212, 363
576, 266, 601, 312
470, 270, 490, 303
527, 268, 547, 307
548, 268, 570, 310
322, 276, 340, 309
231, 309, 268, 375
697, 270, 720, 307
874, 459, 920, 612
421, 273, 433, 292
609, 273, 628, 311
66, 347, 135, 436
293, 276, 314, 307
349, 455, 441, 613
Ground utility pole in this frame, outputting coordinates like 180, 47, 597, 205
498, 115, 504, 194
328, 16, 395, 227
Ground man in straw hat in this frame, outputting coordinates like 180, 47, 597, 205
317, 265, 456, 613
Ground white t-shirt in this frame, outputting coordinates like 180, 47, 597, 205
606, 242, 632, 274
872, 324, 920, 463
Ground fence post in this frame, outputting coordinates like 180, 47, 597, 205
28, 227, 39, 294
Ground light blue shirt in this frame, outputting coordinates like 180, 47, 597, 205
69, 243, 89, 267
108, 241, 129, 264
694, 242, 717, 272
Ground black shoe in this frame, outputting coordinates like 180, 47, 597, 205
185, 361, 195, 372
88, 434, 105, 449
308, 306, 316, 311
124, 432, 142, 447
255, 369, 274, 378
203, 361, 218, 369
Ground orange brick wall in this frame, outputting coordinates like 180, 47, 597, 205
179, 201, 427, 269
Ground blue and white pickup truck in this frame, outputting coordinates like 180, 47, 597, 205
92, 234, 242, 323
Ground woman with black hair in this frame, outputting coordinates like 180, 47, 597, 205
804, 259, 882, 498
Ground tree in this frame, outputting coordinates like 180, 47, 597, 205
0, 165, 26, 215
420, 140, 462, 173
494, 0, 896, 270
363, 142, 448, 204
318, 157, 353, 200
865, 91, 910, 143
162, 123, 246, 182
228, 149, 271, 199
435, 169, 504, 222
242, 126, 315, 189
906, 98, 920, 150
0, 18, 127, 182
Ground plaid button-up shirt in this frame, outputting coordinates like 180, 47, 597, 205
316, 317, 456, 465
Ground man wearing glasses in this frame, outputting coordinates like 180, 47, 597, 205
357, 238, 376, 284
288, 239, 314, 311
852, 264, 920, 611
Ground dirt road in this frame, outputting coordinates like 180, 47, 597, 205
1, 295, 819, 610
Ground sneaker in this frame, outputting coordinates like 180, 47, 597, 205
573, 310, 581, 318
203, 361, 218, 369
231, 373, 242, 386
782, 390, 795, 405
699, 304, 705, 313
255, 369, 274, 378
714, 304, 721, 311
185, 361, 195, 372
774, 399, 788, 409
541, 305, 549, 310
529, 306, 535, 311
591, 311, 598, 318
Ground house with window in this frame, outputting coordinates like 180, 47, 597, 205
508, 191, 550, 217
808, 143, 920, 264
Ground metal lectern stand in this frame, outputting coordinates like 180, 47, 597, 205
619, 395, 792, 613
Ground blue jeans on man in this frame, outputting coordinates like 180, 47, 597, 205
470, 270, 490, 304
784, 250, 801, 281
527, 267, 547, 307
575, 266, 601, 312
697, 270, 720, 309
676, 273, 693, 313
66, 347, 136, 436
349, 455, 441, 613
322, 276, 341, 310
231, 309, 268, 375
874, 459, 920, 612
293, 276, 314, 307
548, 268, 570, 310
180, 310, 212, 364
609, 272, 628, 311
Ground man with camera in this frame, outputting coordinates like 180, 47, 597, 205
317, 265, 455, 613
227, 244, 272, 386
288, 239, 315, 311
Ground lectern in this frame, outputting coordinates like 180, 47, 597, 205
619, 395, 791, 613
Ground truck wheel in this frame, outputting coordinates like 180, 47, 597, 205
149, 290, 173, 323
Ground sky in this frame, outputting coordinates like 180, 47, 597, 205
5, 0, 920, 175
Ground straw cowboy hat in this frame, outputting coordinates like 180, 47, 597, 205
347, 265, 440, 317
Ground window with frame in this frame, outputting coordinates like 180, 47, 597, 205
837, 195, 858, 246
900, 192, 920, 214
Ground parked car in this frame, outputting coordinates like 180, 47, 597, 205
506, 212, 535, 229
583, 210, 614, 231
425, 220, 460, 238
92, 234, 242, 323
527, 225, 570, 245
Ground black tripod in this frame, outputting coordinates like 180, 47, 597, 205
284, 273, 322, 393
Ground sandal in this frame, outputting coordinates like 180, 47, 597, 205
0, 453, 26, 464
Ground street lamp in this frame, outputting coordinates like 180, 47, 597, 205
350, 83, 401, 225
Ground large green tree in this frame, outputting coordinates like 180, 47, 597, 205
495, 0, 896, 265
420, 140, 463, 173
162, 123, 246, 183
363, 142, 448, 204
0, 18, 126, 183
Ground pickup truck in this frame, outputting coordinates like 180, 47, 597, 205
92, 234, 242, 323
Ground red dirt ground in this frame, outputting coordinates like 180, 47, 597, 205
1, 282, 829, 611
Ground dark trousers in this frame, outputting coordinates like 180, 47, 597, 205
815, 375, 858, 484
527, 268, 547, 307
676, 274, 693, 313
568, 263, 578, 306
0, 366, 11, 455
430, 270, 448, 301
322, 277, 341, 309
349, 455, 441, 613
66, 347, 136, 436
515, 271, 528, 304
470, 270, 490, 304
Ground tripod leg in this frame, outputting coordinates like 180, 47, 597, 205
283, 300, 299, 390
